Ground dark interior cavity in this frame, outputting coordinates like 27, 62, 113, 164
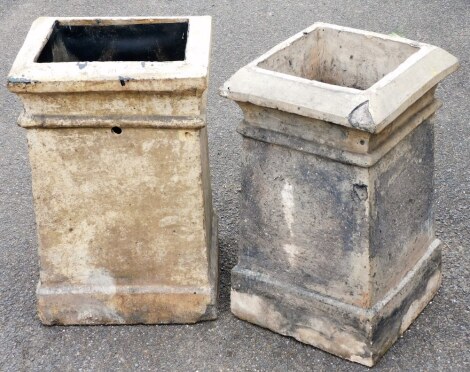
37, 22, 188, 63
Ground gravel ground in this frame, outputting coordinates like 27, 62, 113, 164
0, 1, 468, 371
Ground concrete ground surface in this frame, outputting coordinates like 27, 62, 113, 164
0, 0, 468, 371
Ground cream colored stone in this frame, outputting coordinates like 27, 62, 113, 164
221, 22, 458, 134
8, 16, 217, 325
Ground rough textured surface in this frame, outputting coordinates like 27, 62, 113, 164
0, 0, 468, 370
224, 23, 459, 366
369, 120, 435, 303
29, 127, 217, 324
237, 135, 370, 306
232, 239, 442, 366
235, 116, 438, 308
257, 26, 418, 89
231, 107, 445, 365
8, 16, 217, 325
221, 23, 458, 133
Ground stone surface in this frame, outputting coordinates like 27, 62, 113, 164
221, 23, 458, 133
0, 1, 468, 371
221, 23, 459, 366
7, 16, 218, 325
232, 239, 441, 367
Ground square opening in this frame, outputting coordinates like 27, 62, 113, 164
37, 21, 188, 63
257, 27, 419, 90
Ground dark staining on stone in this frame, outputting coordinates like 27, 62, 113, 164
200, 304, 217, 321
46, 319, 60, 326
239, 140, 269, 262
118, 76, 132, 86
124, 311, 149, 325
238, 127, 375, 301
299, 163, 359, 253
233, 271, 370, 357
370, 121, 433, 260
141, 61, 146, 68
234, 246, 440, 362
8, 77, 34, 85
77, 61, 87, 69
371, 252, 440, 348
353, 183, 368, 201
